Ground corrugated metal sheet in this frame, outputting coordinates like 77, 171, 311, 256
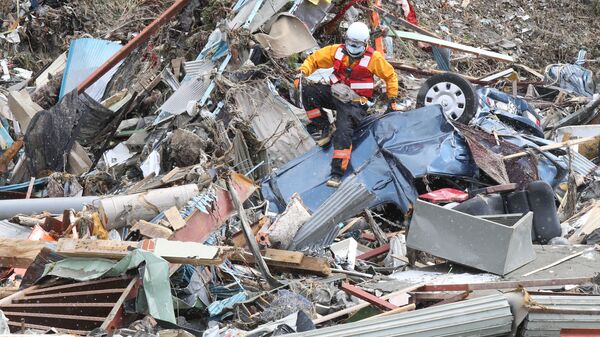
249, 0, 290, 32
159, 76, 211, 116
288, 294, 513, 337
183, 60, 215, 78
561, 152, 600, 177
289, 177, 375, 252
523, 295, 600, 337
228, 0, 259, 29
234, 80, 315, 167
0, 220, 31, 239
59, 38, 123, 101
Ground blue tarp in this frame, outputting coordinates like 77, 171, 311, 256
59, 38, 123, 101
262, 106, 477, 214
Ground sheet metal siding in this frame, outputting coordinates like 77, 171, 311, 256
523, 295, 600, 337
59, 38, 123, 101
563, 151, 600, 176
183, 60, 215, 78
290, 178, 375, 251
160, 77, 211, 115
288, 294, 513, 337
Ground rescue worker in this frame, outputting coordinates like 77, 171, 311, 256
294, 22, 399, 187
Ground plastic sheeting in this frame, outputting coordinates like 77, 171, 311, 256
59, 38, 123, 101
262, 105, 476, 214
545, 63, 595, 97
24, 90, 117, 175
42, 249, 176, 323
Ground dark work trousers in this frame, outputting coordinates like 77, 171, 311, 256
302, 83, 367, 176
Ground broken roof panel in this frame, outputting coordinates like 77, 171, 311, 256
59, 38, 123, 101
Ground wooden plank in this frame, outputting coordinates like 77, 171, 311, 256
356, 243, 390, 261
522, 250, 588, 277
264, 248, 303, 264
376, 7, 440, 38
25, 276, 131, 296
163, 206, 186, 230
231, 217, 264, 248
430, 291, 470, 307
7, 321, 88, 336
101, 277, 139, 331
2, 311, 105, 321
56, 238, 230, 266
161, 167, 181, 184
131, 220, 173, 239
0, 238, 47, 268
478, 68, 515, 82
391, 31, 514, 62
363, 303, 416, 320
231, 252, 330, 276
341, 282, 398, 311
21, 289, 126, 301
419, 277, 593, 292
561, 329, 600, 337
503, 137, 599, 160
569, 204, 600, 244
390, 62, 490, 84
514, 63, 545, 81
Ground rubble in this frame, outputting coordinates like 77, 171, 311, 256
1, 0, 600, 336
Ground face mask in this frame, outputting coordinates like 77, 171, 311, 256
345, 43, 366, 57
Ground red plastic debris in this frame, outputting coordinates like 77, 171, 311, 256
419, 188, 469, 203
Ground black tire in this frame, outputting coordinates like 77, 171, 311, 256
416, 73, 478, 124
526, 181, 562, 244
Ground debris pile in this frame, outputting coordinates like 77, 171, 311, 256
1, 0, 600, 336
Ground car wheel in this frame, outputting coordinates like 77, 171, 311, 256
416, 73, 477, 124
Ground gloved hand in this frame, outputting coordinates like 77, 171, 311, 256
293, 73, 303, 89
386, 97, 399, 113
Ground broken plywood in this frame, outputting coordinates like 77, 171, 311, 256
163, 206, 186, 230
131, 220, 173, 239
231, 251, 330, 276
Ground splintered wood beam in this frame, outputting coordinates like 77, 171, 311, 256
356, 243, 390, 261
56, 238, 232, 265
231, 251, 331, 277
419, 277, 594, 292
341, 282, 398, 311
391, 31, 514, 63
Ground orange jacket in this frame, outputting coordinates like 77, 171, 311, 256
299, 44, 398, 98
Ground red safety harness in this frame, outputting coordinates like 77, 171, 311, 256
329, 45, 375, 98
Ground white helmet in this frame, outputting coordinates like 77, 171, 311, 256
345, 22, 370, 57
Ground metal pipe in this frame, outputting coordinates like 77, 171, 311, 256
76, 0, 192, 94
0, 196, 100, 219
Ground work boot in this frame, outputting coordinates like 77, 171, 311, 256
326, 174, 342, 188
311, 126, 332, 147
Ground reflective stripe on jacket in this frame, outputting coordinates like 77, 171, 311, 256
298, 44, 398, 98
330, 45, 375, 98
